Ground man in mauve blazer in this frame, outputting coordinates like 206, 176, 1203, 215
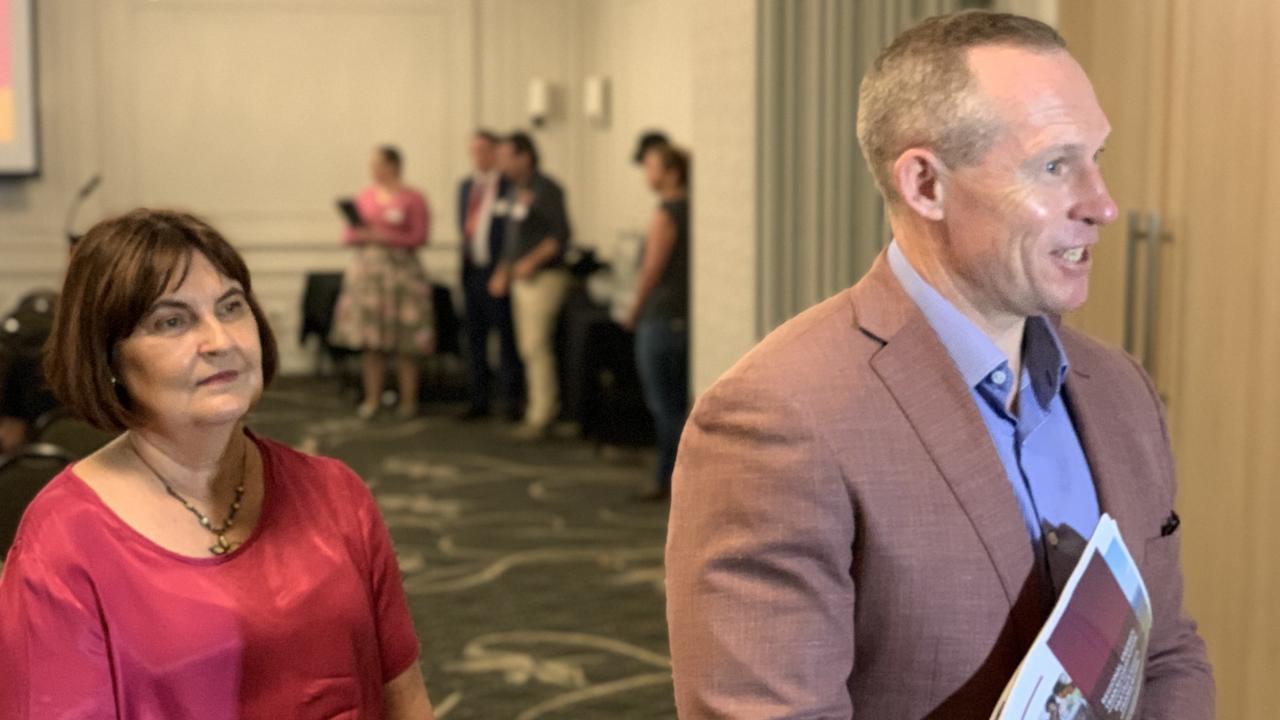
665, 11, 1213, 719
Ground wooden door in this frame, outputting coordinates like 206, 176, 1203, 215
1061, 2, 1280, 716
1058, 1, 1172, 370
1161, 1, 1280, 716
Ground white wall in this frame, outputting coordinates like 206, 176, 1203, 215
997, 0, 1058, 24
477, 0, 728, 393
113, 0, 476, 375
475, 0, 584, 214
689, 0, 758, 394
575, 0, 693, 250
475, 0, 693, 252
0, 0, 695, 375
2, 0, 476, 374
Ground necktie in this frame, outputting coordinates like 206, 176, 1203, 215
464, 180, 485, 239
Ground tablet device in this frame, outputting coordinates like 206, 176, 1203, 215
336, 197, 365, 227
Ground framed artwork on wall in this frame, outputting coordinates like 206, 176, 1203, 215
0, 0, 38, 177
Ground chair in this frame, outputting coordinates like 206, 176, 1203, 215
0, 443, 75, 558
1, 347, 59, 430
298, 272, 361, 397
560, 288, 655, 447
418, 284, 468, 402
1, 289, 58, 352
0, 289, 61, 433
32, 410, 115, 459
431, 283, 462, 357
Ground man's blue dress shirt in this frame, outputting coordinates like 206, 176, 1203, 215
887, 241, 1101, 550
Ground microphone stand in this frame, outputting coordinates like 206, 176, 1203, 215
64, 175, 101, 247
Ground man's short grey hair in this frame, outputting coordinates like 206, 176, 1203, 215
856, 10, 1067, 204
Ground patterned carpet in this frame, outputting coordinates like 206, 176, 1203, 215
248, 377, 676, 720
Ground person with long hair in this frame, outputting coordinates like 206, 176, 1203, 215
0, 209, 435, 718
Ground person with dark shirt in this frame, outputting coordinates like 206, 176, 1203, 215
623, 144, 690, 501
488, 132, 573, 439
632, 130, 670, 165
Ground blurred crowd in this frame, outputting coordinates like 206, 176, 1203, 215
0, 128, 692, 501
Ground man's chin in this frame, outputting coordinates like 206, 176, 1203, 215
1037, 282, 1090, 317
1053, 298, 1089, 317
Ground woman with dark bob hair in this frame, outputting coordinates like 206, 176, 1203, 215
0, 209, 435, 719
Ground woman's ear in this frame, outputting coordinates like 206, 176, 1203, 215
891, 149, 948, 222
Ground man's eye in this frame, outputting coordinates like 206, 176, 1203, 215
1046, 159, 1064, 175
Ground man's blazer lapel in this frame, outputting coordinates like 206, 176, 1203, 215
852, 254, 1035, 608
1062, 364, 1151, 564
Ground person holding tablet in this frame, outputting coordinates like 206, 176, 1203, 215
331, 145, 435, 420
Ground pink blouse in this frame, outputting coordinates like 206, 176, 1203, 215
343, 185, 431, 250
0, 432, 420, 719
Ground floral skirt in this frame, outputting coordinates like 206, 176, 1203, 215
329, 246, 435, 355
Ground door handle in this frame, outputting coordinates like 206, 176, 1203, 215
1142, 212, 1163, 379
1123, 211, 1144, 356
1122, 211, 1164, 376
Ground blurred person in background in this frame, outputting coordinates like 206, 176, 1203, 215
623, 144, 690, 502
331, 145, 435, 420
632, 129, 670, 167
458, 129, 522, 422
488, 132, 573, 440
1, 209, 435, 719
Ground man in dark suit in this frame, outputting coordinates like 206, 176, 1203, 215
665, 10, 1213, 719
458, 130, 521, 421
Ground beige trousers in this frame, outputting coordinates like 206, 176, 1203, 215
511, 268, 572, 427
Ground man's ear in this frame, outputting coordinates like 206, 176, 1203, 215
891, 149, 948, 222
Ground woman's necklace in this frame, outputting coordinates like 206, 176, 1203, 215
130, 436, 249, 556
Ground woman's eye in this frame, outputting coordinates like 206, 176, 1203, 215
1046, 159, 1064, 175
154, 315, 187, 331
221, 299, 251, 320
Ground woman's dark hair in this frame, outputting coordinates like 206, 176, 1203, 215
657, 145, 690, 189
378, 145, 403, 174
633, 130, 670, 165
44, 209, 279, 432
503, 132, 540, 171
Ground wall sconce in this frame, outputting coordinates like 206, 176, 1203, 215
584, 75, 610, 128
528, 78, 551, 128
